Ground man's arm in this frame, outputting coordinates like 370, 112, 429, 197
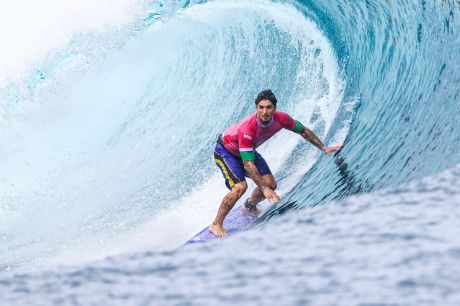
243, 160, 264, 189
300, 126, 325, 151
298, 125, 343, 155
243, 160, 280, 203
278, 112, 342, 155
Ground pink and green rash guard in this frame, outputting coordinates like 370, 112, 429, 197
221, 111, 303, 161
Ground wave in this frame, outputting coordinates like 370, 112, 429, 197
0, 0, 348, 270
0, 0, 459, 272
275, 0, 460, 211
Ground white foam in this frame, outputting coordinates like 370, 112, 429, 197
0, 0, 143, 84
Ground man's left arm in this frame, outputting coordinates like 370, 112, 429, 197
277, 112, 342, 155
288, 117, 342, 155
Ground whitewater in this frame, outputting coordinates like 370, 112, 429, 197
1, 0, 459, 305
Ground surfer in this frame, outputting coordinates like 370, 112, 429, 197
210, 89, 342, 237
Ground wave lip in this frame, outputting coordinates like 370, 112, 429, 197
0, 0, 145, 84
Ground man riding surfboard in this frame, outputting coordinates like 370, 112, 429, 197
210, 89, 342, 237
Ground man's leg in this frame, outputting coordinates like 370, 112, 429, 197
209, 181, 248, 237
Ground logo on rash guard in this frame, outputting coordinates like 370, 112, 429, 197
243, 134, 252, 140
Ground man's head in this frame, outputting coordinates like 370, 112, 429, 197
255, 89, 277, 123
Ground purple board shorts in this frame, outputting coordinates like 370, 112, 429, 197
214, 142, 272, 190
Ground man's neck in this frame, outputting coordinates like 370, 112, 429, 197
256, 116, 274, 127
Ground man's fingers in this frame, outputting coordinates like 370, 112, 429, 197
325, 144, 343, 155
263, 188, 281, 203
267, 192, 280, 203
271, 193, 280, 203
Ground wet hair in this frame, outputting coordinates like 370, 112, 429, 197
254, 89, 277, 106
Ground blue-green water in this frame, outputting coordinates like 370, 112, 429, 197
1, 0, 459, 304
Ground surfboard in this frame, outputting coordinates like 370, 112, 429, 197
186, 205, 258, 244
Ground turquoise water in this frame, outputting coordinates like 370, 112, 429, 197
1, 0, 460, 304
268, 0, 460, 214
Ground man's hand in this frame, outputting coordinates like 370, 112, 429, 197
262, 186, 280, 203
324, 144, 343, 156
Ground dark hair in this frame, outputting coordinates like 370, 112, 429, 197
255, 89, 277, 106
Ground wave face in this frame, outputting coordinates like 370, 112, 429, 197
279, 0, 460, 208
1, 0, 460, 304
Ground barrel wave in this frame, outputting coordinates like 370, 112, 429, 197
1, 0, 460, 305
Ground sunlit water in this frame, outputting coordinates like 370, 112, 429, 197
1, 0, 459, 305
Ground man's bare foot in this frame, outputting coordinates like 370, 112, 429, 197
209, 223, 228, 238
240, 205, 259, 216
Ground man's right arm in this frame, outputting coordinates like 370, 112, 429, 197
237, 128, 280, 203
243, 160, 265, 189
243, 160, 280, 203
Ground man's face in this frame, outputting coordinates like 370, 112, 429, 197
256, 99, 276, 123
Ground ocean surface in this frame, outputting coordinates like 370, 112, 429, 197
1, 0, 459, 305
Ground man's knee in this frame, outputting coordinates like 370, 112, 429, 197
232, 181, 248, 196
